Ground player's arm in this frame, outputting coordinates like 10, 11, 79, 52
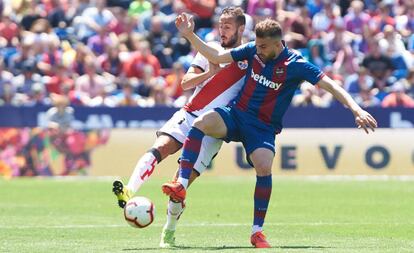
175, 13, 233, 64
317, 75, 378, 134
181, 62, 221, 90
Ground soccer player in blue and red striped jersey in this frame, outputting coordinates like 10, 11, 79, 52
162, 14, 378, 248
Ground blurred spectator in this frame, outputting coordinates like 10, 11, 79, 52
307, 39, 330, 69
284, 6, 312, 49
378, 25, 411, 79
326, 18, 358, 75
395, 3, 414, 38
98, 44, 123, 77
46, 0, 68, 28
74, 0, 115, 43
306, 0, 324, 18
30, 18, 52, 33
344, 0, 369, 35
292, 82, 329, 107
381, 81, 414, 107
25, 82, 51, 106
147, 82, 172, 106
110, 7, 135, 36
70, 43, 93, 76
362, 40, 394, 94
66, 0, 90, 24
87, 26, 113, 56
111, 80, 142, 106
181, 0, 216, 29
136, 64, 157, 98
75, 57, 109, 104
46, 93, 74, 131
37, 34, 62, 76
311, 1, 341, 34
247, 0, 277, 22
353, 86, 381, 108
0, 59, 13, 97
8, 38, 36, 75
165, 62, 185, 100
160, 0, 175, 16
146, 15, 174, 68
0, 82, 25, 106
0, 10, 20, 46
11, 59, 42, 96
123, 40, 161, 79
323, 65, 344, 87
45, 62, 74, 95
368, 2, 395, 34
345, 66, 374, 97
20, 0, 45, 31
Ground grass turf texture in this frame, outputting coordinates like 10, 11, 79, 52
0, 177, 413, 252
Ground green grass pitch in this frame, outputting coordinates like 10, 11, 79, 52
0, 177, 413, 252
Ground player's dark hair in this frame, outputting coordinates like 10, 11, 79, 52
255, 18, 283, 39
221, 6, 246, 27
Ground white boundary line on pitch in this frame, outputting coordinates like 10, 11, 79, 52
1, 222, 413, 229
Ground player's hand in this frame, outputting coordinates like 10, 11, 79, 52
354, 110, 377, 134
175, 12, 195, 37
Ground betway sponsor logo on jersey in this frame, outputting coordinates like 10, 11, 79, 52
251, 69, 283, 90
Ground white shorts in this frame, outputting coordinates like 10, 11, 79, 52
157, 109, 222, 174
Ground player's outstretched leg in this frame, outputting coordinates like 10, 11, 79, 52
112, 180, 132, 208
159, 199, 185, 248
112, 148, 162, 208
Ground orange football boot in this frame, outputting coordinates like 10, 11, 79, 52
161, 181, 186, 202
250, 231, 271, 248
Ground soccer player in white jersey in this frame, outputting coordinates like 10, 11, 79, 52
112, 7, 247, 247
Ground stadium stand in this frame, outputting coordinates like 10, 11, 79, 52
0, 0, 413, 108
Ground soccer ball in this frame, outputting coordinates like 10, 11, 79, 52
124, 196, 155, 228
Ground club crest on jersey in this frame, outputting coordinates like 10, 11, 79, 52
275, 67, 284, 77
237, 60, 248, 70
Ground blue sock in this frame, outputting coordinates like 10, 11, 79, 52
178, 127, 204, 188
253, 175, 272, 231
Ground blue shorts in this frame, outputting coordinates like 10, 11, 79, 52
214, 106, 276, 165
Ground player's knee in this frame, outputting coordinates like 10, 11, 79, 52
253, 161, 272, 176
193, 115, 214, 132
192, 118, 207, 131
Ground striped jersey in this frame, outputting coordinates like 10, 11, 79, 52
230, 41, 325, 132
184, 44, 247, 117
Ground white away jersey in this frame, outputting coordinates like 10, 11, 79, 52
184, 44, 247, 116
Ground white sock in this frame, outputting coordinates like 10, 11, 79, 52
164, 200, 185, 231
127, 152, 158, 193
252, 225, 262, 235
177, 178, 189, 189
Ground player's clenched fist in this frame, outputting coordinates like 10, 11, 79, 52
175, 12, 195, 37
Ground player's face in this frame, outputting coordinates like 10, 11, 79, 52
218, 15, 240, 48
255, 37, 282, 62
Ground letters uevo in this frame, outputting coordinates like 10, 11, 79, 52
251, 69, 283, 90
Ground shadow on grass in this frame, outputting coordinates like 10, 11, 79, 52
123, 245, 331, 251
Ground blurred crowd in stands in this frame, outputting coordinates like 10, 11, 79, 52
0, 0, 413, 109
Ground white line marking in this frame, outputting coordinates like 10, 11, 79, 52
1, 222, 412, 229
